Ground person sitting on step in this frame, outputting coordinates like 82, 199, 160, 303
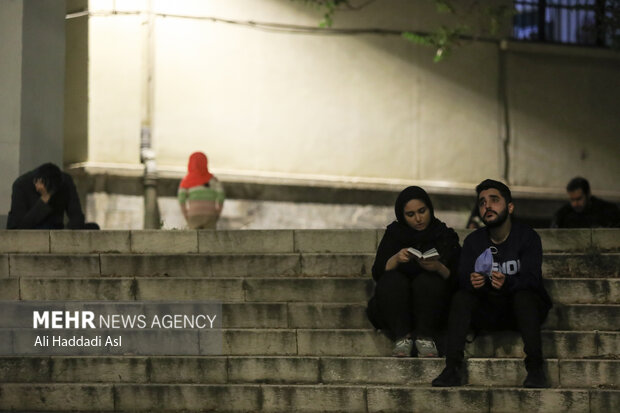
367, 186, 461, 358
432, 179, 552, 388
7, 162, 99, 230
551, 176, 620, 228
178, 152, 225, 230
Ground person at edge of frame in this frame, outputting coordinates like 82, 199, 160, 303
551, 176, 620, 228
7, 162, 98, 230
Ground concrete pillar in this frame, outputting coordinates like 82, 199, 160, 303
64, 0, 88, 165
0, 0, 66, 228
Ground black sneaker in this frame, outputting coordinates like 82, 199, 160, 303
523, 367, 548, 388
431, 366, 463, 387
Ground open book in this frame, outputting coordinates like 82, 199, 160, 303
407, 247, 440, 260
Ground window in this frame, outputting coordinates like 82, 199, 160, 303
513, 0, 619, 48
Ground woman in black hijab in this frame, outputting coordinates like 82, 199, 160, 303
367, 186, 461, 357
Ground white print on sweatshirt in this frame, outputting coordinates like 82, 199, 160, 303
492, 260, 521, 276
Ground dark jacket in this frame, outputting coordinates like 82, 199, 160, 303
372, 219, 461, 288
7, 169, 85, 229
552, 196, 620, 228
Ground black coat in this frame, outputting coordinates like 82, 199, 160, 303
552, 196, 620, 228
372, 219, 462, 289
7, 169, 85, 229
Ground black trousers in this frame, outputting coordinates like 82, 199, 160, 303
367, 270, 451, 341
444, 288, 549, 370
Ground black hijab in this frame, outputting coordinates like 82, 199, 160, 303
389, 186, 455, 249
372, 186, 460, 281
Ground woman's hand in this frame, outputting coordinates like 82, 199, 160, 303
417, 258, 450, 279
416, 258, 440, 272
385, 248, 413, 271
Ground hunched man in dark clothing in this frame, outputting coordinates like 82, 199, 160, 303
551, 176, 620, 228
7, 163, 93, 230
432, 179, 552, 388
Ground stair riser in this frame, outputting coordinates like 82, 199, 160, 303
5, 278, 618, 304
1, 330, 617, 358
3, 253, 619, 278
295, 330, 619, 359
2, 357, 617, 388
1, 229, 618, 254
367, 387, 616, 413
0, 384, 617, 413
1, 303, 616, 331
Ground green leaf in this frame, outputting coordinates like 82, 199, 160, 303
434, 0, 456, 14
402, 32, 433, 46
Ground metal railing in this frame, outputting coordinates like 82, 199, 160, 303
513, 0, 618, 47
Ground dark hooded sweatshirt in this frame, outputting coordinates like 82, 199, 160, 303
458, 222, 552, 311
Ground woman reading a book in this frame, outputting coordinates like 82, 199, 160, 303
367, 186, 461, 357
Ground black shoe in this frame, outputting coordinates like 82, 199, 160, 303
523, 368, 548, 388
432, 366, 463, 387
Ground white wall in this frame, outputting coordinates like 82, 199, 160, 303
507, 49, 620, 190
77, 0, 620, 198
88, 14, 143, 163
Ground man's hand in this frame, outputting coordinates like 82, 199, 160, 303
491, 271, 506, 289
34, 179, 52, 203
470, 272, 486, 289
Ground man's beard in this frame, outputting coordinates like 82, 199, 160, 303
482, 207, 509, 228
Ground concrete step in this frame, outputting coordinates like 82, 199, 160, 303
1, 228, 617, 413
0, 383, 617, 412
2, 252, 619, 278
7, 277, 619, 304
285, 302, 620, 331
1, 356, 618, 389
1, 229, 618, 254
2, 302, 615, 331
2, 328, 617, 358
293, 329, 618, 359
542, 253, 620, 277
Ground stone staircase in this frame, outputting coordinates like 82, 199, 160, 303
0, 228, 618, 412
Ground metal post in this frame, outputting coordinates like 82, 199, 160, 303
594, 0, 606, 47
538, 0, 547, 42
140, 0, 160, 229
141, 127, 160, 229
498, 41, 511, 185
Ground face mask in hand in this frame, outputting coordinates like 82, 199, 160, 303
474, 248, 493, 280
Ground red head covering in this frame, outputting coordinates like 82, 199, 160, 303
179, 152, 213, 189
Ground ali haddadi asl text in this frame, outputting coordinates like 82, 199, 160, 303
34, 335, 121, 347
